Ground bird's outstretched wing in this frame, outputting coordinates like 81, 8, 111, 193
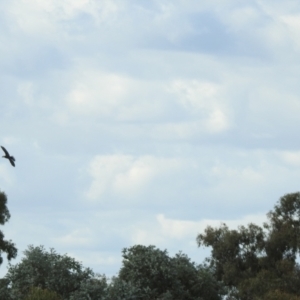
1, 146, 15, 167
9, 159, 15, 167
1, 146, 9, 156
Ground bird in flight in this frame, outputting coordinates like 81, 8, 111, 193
1, 146, 15, 167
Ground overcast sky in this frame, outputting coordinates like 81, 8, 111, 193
1, 0, 300, 277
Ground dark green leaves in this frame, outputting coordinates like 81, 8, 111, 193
116, 245, 223, 300
2, 245, 107, 300
0, 191, 17, 265
196, 192, 300, 299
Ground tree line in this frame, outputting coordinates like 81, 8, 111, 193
0, 191, 299, 299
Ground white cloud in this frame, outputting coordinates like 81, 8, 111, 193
64, 66, 168, 122
227, 6, 263, 30
66, 70, 131, 117
130, 212, 268, 250
172, 80, 219, 111
169, 79, 231, 133
77, 251, 121, 267
210, 163, 265, 184
280, 14, 300, 50
0, 165, 15, 187
2, 0, 300, 282
55, 227, 92, 246
86, 155, 182, 201
131, 228, 166, 247
8, 0, 121, 36
279, 151, 300, 166
148, 121, 202, 140
206, 108, 230, 133
2, 136, 19, 146
157, 213, 267, 240
17, 81, 35, 106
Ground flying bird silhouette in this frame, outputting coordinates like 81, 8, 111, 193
1, 146, 15, 167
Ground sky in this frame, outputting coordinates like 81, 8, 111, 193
1, 0, 300, 278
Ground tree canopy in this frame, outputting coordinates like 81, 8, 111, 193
0, 245, 107, 300
0, 191, 17, 265
2, 191, 300, 299
0, 244, 224, 300
197, 192, 300, 299
113, 244, 223, 300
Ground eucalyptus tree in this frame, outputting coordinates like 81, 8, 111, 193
107, 244, 224, 300
0, 191, 17, 265
197, 192, 300, 299
1, 245, 107, 300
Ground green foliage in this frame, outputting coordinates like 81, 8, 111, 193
264, 193, 300, 263
1, 245, 107, 300
0, 244, 224, 299
3, 191, 300, 299
119, 245, 173, 298
196, 192, 300, 299
111, 244, 223, 300
0, 278, 13, 300
105, 277, 143, 300
69, 275, 108, 300
259, 289, 300, 300
24, 287, 62, 300
0, 191, 17, 265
